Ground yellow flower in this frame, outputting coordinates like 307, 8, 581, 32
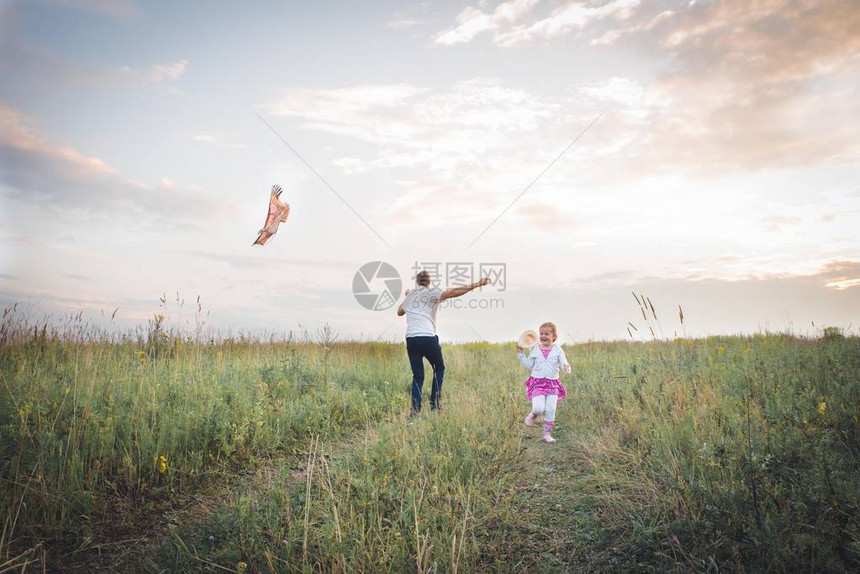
236, 563, 248, 574
717, 345, 725, 356
17, 404, 32, 419
158, 455, 168, 474
818, 402, 827, 415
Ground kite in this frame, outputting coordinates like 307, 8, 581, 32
253, 184, 291, 246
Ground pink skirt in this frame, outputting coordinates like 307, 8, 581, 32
525, 377, 566, 401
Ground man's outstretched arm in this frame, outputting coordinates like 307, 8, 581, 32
440, 277, 490, 301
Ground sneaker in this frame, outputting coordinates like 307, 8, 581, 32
543, 433, 557, 444
524, 412, 537, 427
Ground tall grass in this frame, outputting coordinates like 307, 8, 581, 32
1, 307, 858, 571
0, 309, 405, 565
153, 336, 859, 572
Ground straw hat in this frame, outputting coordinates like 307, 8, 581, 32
517, 329, 538, 349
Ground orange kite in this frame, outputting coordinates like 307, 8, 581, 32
253, 185, 291, 246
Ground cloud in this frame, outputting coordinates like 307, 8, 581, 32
515, 202, 571, 230
264, 79, 609, 226
331, 157, 368, 175
495, 0, 641, 46
384, 18, 421, 29
578, 76, 648, 107
818, 261, 860, 291
434, 0, 640, 46
591, 9, 674, 45
434, 0, 539, 45
192, 133, 221, 144
432, 0, 860, 176
594, 0, 860, 174
147, 59, 189, 83
760, 216, 802, 233
190, 133, 245, 149
628, 0, 860, 174
0, 103, 232, 227
267, 79, 557, 159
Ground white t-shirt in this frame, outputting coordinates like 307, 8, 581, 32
402, 286, 443, 337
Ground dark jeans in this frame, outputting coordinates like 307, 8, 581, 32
406, 335, 445, 413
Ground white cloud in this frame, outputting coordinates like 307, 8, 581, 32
826, 278, 860, 291
578, 77, 646, 107
0, 103, 231, 225
434, 0, 641, 47
496, 0, 640, 46
434, 0, 539, 45
591, 9, 674, 45
192, 134, 220, 144
148, 59, 189, 83
331, 157, 368, 175
266, 79, 557, 160
384, 18, 421, 29
761, 216, 802, 233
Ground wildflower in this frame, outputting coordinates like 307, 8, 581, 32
158, 455, 168, 474
93, 460, 101, 470
17, 404, 32, 419
236, 563, 248, 574
717, 345, 725, 356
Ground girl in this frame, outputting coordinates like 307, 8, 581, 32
516, 322, 571, 443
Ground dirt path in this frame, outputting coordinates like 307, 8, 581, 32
495, 423, 611, 573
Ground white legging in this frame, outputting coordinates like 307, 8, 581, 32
531, 394, 558, 423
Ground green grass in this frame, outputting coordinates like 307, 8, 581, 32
1, 311, 858, 572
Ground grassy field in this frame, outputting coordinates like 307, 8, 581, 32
1, 309, 858, 572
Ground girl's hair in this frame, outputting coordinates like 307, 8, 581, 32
539, 322, 558, 342
416, 270, 431, 286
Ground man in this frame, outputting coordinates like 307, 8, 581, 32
397, 270, 490, 414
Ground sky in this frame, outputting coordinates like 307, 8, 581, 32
1, 0, 859, 343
